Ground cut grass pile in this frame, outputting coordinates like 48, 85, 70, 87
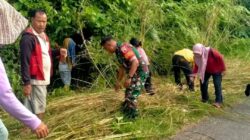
1, 58, 249, 140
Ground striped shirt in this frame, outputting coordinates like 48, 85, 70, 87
0, 0, 28, 45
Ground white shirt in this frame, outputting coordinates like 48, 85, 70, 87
30, 28, 51, 85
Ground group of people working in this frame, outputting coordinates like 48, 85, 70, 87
0, 1, 226, 139
101, 37, 226, 119
172, 45, 226, 108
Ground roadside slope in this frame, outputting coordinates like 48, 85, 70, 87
2, 58, 248, 140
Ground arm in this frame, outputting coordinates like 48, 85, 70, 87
128, 59, 139, 77
69, 40, 76, 65
124, 58, 139, 88
20, 35, 34, 85
217, 53, 226, 72
115, 66, 125, 91
117, 66, 125, 81
213, 50, 226, 72
120, 44, 139, 87
0, 59, 41, 130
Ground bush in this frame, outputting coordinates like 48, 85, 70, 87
3, 0, 250, 90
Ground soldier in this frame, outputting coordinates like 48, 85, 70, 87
101, 36, 148, 118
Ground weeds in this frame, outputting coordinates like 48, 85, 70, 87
0, 57, 247, 140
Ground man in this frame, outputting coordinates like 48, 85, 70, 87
20, 9, 63, 119
0, 0, 48, 139
172, 48, 195, 91
101, 36, 148, 118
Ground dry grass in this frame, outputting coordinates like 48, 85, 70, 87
1, 58, 249, 140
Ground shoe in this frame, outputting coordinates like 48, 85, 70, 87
189, 87, 195, 92
122, 98, 138, 119
146, 89, 155, 96
213, 103, 222, 108
178, 84, 183, 90
148, 92, 155, 96
201, 99, 208, 103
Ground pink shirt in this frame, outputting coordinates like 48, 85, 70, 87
137, 47, 150, 65
0, 58, 41, 130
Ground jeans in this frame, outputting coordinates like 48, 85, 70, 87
0, 120, 8, 140
59, 63, 71, 86
172, 55, 194, 90
200, 73, 223, 103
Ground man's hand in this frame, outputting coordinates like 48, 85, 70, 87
23, 84, 32, 96
34, 122, 49, 139
115, 81, 121, 92
124, 78, 132, 88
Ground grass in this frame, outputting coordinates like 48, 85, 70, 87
1, 57, 249, 140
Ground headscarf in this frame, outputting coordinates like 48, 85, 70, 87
193, 43, 210, 83
0, 0, 28, 45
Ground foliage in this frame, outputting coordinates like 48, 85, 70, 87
1, 0, 250, 139
0, 44, 23, 100
2, 0, 250, 88
1, 57, 247, 139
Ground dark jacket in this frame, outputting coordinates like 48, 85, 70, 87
20, 28, 55, 85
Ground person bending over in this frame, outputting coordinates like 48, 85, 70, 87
192, 43, 226, 108
101, 36, 148, 118
172, 48, 194, 91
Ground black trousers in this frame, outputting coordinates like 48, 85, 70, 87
172, 55, 194, 90
145, 71, 152, 92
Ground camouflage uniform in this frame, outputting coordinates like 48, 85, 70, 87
115, 42, 148, 118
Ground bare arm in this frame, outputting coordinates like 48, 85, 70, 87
117, 66, 125, 81
123, 59, 139, 88
128, 59, 139, 78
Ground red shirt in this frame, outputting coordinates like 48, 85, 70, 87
194, 49, 226, 74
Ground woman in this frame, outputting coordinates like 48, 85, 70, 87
130, 38, 155, 95
59, 38, 76, 90
193, 43, 226, 108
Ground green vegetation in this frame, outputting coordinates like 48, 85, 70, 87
2, 0, 250, 88
1, 58, 248, 139
1, 0, 250, 139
